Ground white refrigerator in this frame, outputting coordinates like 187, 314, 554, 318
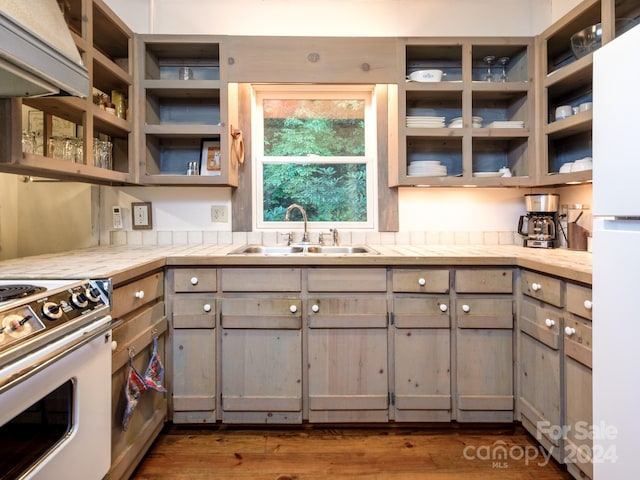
592, 23, 640, 479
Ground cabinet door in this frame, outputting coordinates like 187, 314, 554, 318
172, 328, 216, 423
563, 314, 593, 480
220, 297, 302, 424
307, 296, 389, 423
455, 297, 514, 422
393, 295, 451, 422
518, 298, 562, 461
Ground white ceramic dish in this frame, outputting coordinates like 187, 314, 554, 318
472, 171, 503, 178
407, 69, 444, 82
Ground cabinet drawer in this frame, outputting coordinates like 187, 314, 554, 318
308, 268, 387, 292
519, 297, 561, 350
456, 298, 513, 329
112, 302, 167, 372
308, 296, 388, 328
172, 295, 216, 328
112, 271, 164, 320
393, 296, 450, 328
221, 268, 301, 292
221, 297, 302, 329
566, 283, 593, 320
520, 270, 563, 307
173, 268, 217, 293
455, 268, 512, 293
392, 269, 449, 293
564, 316, 592, 369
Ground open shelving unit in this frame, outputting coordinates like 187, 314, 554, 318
393, 38, 535, 187
0, 0, 135, 184
537, 0, 640, 187
135, 35, 238, 186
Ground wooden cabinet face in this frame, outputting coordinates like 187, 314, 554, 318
455, 296, 514, 422
173, 268, 217, 293
112, 271, 164, 320
307, 295, 389, 423
220, 297, 303, 424
520, 270, 563, 307
455, 268, 513, 294
392, 269, 450, 293
172, 328, 216, 421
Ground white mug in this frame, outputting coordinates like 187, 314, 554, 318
579, 102, 593, 112
555, 105, 573, 121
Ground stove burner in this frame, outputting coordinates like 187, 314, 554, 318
0, 284, 47, 302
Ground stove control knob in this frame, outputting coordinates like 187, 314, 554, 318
71, 292, 89, 309
85, 287, 101, 303
42, 302, 63, 320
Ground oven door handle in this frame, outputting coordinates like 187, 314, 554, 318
0, 316, 113, 395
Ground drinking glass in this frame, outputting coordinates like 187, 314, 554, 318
483, 55, 496, 82
498, 56, 510, 82
22, 131, 36, 154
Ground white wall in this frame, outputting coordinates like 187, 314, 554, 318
105, 0, 551, 36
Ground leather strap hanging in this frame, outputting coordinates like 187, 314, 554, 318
230, 126, 245, 165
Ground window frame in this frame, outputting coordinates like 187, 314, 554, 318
251, 84, 378, 232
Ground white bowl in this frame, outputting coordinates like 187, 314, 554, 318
572, 158, 593, 171
559, 162, 573, 173
407, 69, 444, 82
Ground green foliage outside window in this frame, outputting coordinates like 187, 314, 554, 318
262, 115, 367, 222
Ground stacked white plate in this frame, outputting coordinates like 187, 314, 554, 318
472, 171, 503, 177
486, 120, 524, 128
406, 116, 446, 128
448, 116, 483, 128
408, 160, 447, 177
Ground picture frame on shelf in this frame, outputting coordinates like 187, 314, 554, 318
200, 139, 222, 176
131, 202, 153, 230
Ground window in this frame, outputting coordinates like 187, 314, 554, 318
252, 85, 377, 231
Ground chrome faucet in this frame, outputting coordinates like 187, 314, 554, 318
284, 204, 310, 243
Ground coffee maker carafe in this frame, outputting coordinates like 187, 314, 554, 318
518, 193, 560, 248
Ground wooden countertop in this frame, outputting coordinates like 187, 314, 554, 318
0, 244, 592, 285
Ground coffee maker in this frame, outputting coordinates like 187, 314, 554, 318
518, 193, 560, 248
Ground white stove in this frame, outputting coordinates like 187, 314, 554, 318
0, 278, 113, 480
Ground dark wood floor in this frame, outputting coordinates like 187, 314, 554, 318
130, 423, 573, 480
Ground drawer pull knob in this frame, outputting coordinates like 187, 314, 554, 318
418, 278, 426, 286
545, 318, 555, 327
531, 283, 541, 292
462, 304, 471, 313
135, 290, 145, 299
584, 300, 593, 310
203, 304, 211, 312
439, 304, 448, 312
191, 277, 198, 285
565, 326, 576, 336
111, 340, 118, 351
290, 305, 298, 313
311, 304, 320, 313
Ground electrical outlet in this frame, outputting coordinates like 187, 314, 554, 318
211, 205, 229, 223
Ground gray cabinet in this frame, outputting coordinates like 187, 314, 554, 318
563, 283, 593, 480
168, 268, 217, 424
307, 268, 389, 423
454, 268, 514, 422
391, 268, 451, 422
110, 271, 167, 480
518, 296, 562, 461
219, 268, 303, 423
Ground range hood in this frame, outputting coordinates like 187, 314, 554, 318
0, 0, 89, 97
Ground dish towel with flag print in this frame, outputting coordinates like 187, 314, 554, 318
122, 358, 147, 431
144, 337, 167, 392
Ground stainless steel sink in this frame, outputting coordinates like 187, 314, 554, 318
229, 245, 305, 255
305, 245, 377, 254
228, 244, 377, 255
